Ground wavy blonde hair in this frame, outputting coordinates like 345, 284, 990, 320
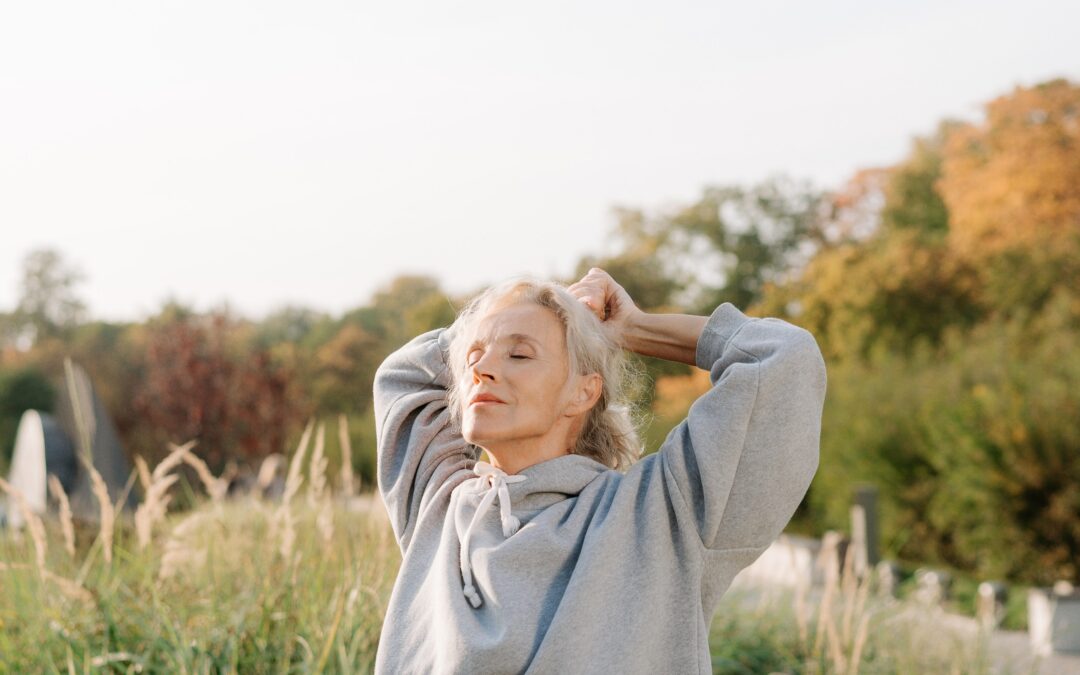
445, 277, 644, 472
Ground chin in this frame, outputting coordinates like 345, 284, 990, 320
462, 423, 507, 449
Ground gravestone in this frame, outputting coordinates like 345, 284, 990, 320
850, 484, 880, 579
875, 560, 902, 598
1029, 582, 1080, 656
914, 568, 952, 605
1, 360, 137, 528
3, 410, 79, 527
977, 581, 1008, 629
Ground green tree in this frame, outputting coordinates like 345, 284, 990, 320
879, 120, 959, 236
574, 175, 825, 315
311, 324, 381, 414
11, 248, 88, 345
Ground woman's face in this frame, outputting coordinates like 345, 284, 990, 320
459, 301, 580, 450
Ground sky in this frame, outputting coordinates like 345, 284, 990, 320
2, 0, 1078, 323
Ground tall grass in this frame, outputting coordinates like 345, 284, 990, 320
2, 416, 1017, 673
0, 418, 398, 673
710, 533, 1037, 675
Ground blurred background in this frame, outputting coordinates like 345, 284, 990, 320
2, 0, 1078, 596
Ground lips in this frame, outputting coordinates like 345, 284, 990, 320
470, 393, 505, 406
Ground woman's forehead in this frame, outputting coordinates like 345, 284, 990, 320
471, 302, 564, 346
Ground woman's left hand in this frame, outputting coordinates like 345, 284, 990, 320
566, 268, 642, 349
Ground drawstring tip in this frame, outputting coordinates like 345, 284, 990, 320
503, 515, 521, 537
463, 583, 483, 609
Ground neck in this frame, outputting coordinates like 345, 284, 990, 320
481, 424, 577, 475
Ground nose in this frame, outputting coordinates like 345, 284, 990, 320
470, 351, 498, 384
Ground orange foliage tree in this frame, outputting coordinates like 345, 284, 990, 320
939, 78, 1080, 261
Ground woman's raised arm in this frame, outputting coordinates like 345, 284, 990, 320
373, 324, 479, 552
569, 268, 826, 553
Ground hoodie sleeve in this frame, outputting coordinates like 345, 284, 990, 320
655, 302, 826, 553
373, 324, 480, 551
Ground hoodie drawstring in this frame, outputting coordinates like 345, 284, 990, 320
460, 461, 527, 609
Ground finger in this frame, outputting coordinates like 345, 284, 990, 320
581, 295, 604, 320
570, 286, 605, 320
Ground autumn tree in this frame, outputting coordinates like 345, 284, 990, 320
939, 78, 1080, 259
130, 305, 304, 471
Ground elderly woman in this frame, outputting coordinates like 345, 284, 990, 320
373, 268, 826, 674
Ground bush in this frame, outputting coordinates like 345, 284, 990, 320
809, 288, 1080, 586
0, 366, 55, 472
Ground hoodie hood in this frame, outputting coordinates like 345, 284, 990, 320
500, 453, 611, 507
457, 453, 611, 608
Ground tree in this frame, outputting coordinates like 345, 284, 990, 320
130, 309, 304, 471
662, 175, 826, 314
756, 229, 984, 362
575, 175, 826, 317
11, 248, 88, 345
311, 323, 380, 414
938, 78, 1080, 261
816, 167, 890, 245
571, 206, 683, 312
363, 275, 458, 351
254, 305, 333, 350
879, 121, 959, 236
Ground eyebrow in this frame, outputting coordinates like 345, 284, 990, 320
467, 333, 541, 350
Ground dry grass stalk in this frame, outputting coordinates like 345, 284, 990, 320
278, 419, 315, 559
825, 608, 847, 673
283, 420, 314, 504
338, 413, 356, 496
0, 562, 92, 603
0, 561, 23, 571
134, 474, 179, 550
792, 532, 878, 675
153, 440, 198, 482
47, 474, 76, 558
850, 613, 871, 673
310, 421, 337, 544
132, 441, 198, 550
181, 451, 228, 502
308, 421, 328, 507
158, 510, 211, 581
278, 511, 296, 561
0, 477, 49, 572
257, 454, 284, 493
41, 569, 94, 603
317, 498, 335, 546
840, 541, 858, 646
134, 455, 152, 494
85, 463, 115, 565
812, 532, 842, 657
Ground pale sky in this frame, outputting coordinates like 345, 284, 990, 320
2, 1, 1078, 323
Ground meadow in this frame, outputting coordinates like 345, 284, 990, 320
1, 419, 1026, 675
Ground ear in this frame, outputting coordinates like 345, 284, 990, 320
565, 373, 603, 417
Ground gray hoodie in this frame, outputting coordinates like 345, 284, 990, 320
373, 302, 826, 674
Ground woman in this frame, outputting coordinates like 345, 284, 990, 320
373, 268, 826, 674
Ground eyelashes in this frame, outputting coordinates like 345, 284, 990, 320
465, 351, 531, 368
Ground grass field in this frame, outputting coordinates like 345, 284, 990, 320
1, 430, 1011, 674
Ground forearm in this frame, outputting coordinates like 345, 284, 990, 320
622, 311, 710, 366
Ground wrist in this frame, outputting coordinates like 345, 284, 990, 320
620, 309, 650, 352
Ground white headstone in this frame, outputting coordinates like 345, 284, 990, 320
5, 410, 48, 528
